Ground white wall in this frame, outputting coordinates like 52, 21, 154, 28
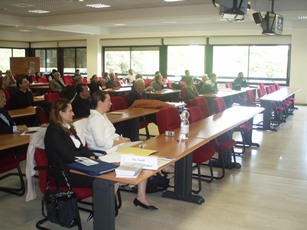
289, 30, 307, 104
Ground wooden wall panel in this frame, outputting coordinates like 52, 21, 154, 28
10, 57, 40, 76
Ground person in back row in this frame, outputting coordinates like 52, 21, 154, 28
233, 72, 248, 88
89, 74, 103, 95
9, 76, 34, 109
83, 91, 158, 210
72, 83, 91, 118
49, 72, 66, 93
199, 72, 218, 94
0, 88, 28, 134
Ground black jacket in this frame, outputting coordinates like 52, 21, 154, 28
9, 89, 34, 109
72, 95, 90, 118
0, 108, 16, 134
44, 123, 94, 171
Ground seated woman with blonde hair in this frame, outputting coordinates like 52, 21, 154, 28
83, 90, 158, 210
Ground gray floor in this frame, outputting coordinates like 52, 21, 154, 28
1, 106, 307, 230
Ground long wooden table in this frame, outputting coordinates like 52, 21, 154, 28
8, 106, 36, 119
259, 87, 299, 131
76, 105, 264, 230
0, 133, 30, 151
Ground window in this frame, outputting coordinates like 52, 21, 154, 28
0, 48, 26, 71
35, 49, 57, 73
167, 45, 205, 77
64, 48, 87, 74
213, 45, 290, 85
104, 47, 159, 76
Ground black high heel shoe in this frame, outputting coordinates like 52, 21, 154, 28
133, 198, 158, 210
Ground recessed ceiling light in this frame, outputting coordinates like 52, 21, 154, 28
12, 3, 35, 8
164, 0, 185, 2
28, 10, 50, 14
86, 4, 110, 9
298, 15, 307, 20
114, 24, 126, 26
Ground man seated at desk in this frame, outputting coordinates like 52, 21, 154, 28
233, 72, 248, 89
199, 72, 218, 94
9, 76, 34, 109
72, 83, 90, 118
0, 88, 27, 134
49, 71, 66, 93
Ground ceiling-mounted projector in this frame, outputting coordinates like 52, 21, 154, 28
213, 0, 248, 21
252, 0, 283, 35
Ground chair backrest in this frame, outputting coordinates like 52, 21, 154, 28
257, 87, 267, 98
187, 106, 203, 123
144, 78, 152, 87
156, 106, 181, 134
275, 83, 280, 90
110, 96, 128, 111
180, 86, 189, 104
265, 86, 272, 94
44, 92, 60, 102
36, 106, 49, 125
270, 84, 276, 92
63, 75, 73, 85
190, 97, 210, 118
167, 81, 172, 88
37, 77, 48, 83
3, 88, 11, 109
245, 89, 256, 104
259, 82, 265, 88
226, 83, 233, 88
213, 97, 227, 113
34, 148, 53, 194
73, 118, 87, 146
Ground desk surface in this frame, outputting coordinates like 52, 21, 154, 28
260, 87, 300, 101
104, 87, 131, 93
0, 133, 30, 151
30, 83, 50, 89
146, 89, 181, 95
107, 107, 159, 123
189, 106, 264, 140
200, 87, 254, 98
34, 95, 45, 102
8, 106, 36, 118
72, 134, 207, 185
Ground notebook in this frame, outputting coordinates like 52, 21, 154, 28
68, 160, 118, 176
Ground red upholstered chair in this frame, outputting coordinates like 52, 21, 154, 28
44, 92, 60, 103
212, 98, 239, 164
245, 89, 258, 107
3, 89, 11, 109
144, 78, 152, 87
156, 106, 181, 134
0, 150, 26, 196
110, 96, 151, 139
190, 97, 211, 118
37, 77, 48, 83
63, 75, 73, 85
110, 96, 127, 111
34, 148, 93, 229
187, 107, 218, 192
35, 106, 49, 125
259, 82, 265, 89
226, 83, 233, 88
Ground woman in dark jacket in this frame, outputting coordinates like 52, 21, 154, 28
44, 98, 97, 187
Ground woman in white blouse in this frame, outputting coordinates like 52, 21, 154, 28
83, 91, 157, 210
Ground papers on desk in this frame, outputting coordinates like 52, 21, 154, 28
99, 153, 173, 170
116, 147, 157, 156
75, 157, 98, 166
115, 162, 144, 178
109, 111, 124, 115
21, 126, 46, 135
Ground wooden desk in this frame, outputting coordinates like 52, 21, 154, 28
146, 89, 181, 101
30, 83, 49, 89
76, 106, 264, 230
103, 87, 131, 94
0, 133, 30, 151
75, 135, 207, 230
8, 106, 36, 119
259, 87, 299, 131
34, 95, 45, 103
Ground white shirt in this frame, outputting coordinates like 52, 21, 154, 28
126, 74, 135, 83
83, 109, 120, 152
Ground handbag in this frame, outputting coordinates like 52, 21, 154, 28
41, 171, 81, 228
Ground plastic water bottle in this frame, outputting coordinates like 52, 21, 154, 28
180, 109, 190, 140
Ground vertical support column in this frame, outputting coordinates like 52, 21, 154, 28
87, 36, 102, 78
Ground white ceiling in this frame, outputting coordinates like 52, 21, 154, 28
0, 0, 307, 41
